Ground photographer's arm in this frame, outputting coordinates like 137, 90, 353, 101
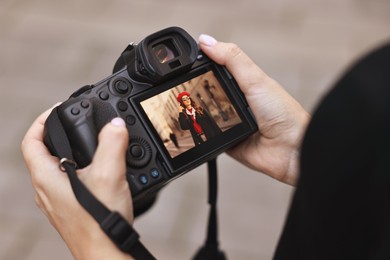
199, 35, 310, 186
21, 108, 134, 260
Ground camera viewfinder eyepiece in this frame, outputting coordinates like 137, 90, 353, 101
131, 27, 198, 84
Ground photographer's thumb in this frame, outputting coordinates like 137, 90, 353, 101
91, 117, 129, 185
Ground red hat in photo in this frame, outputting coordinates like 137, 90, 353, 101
177, 91, 191, 102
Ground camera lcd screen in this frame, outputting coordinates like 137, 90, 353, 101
140, 68, 243, 161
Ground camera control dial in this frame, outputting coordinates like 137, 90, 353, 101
127, 136, 152, 168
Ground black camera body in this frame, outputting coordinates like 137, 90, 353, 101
44, 27, 258, 210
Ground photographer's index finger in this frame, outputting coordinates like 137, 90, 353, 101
26, 109, 51, 138
21, 106, 61, 173
21, 123, 64, 190
22, 103, 61, 145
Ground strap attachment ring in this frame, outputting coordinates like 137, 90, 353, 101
59, 158, 78, 172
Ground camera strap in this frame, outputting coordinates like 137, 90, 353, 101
193, 159, 226, 260
46, 109, 156, 260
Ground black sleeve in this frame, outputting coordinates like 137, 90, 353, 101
178, 112, 191, 130
274, 43, 390, 260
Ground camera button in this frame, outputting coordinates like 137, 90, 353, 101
127, 137, 152, 168
150, 168, 160, 179
71, 107, 80, 115
126, 115, 136, 125
118, 101, 128, 111
139, 174, 149, 185
114, 79, 131, 94
99, 91, 109, 100
130, 144, 144, 158
80, 100, 90, 108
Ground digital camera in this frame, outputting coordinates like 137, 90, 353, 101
44, 27, 258, 214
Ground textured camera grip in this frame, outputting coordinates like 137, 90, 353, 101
57, 97, 118, 168
44, 107, 74, 160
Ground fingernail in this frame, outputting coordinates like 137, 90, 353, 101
111, 117, 125, 127
198, 34, 217, 47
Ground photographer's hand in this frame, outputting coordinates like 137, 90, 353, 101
199, 35, 310, 186
21, 107, 133, 260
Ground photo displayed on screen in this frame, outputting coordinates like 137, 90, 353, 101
141, 70, 242, 158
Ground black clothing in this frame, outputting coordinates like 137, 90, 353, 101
275, 43, 390, 259
178, 109, 222, 146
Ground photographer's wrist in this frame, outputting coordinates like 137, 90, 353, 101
70, 226, 134, 260
282, 111, 311, 186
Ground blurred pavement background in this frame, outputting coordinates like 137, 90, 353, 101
1, 0, 389, 259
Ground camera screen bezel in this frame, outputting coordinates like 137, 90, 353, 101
131, 63, 256, 174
